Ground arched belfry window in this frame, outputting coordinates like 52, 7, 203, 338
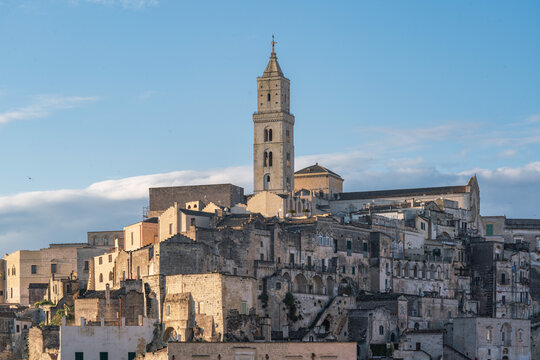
268, 129, 272, 141
268, 152, 273, 166
264, 152, 268, 167
264, 129, 268, 142
264, 174, 270, 190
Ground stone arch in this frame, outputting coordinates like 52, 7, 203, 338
501, 322, 512, 346
282, 272, 291, 282
163, 327, 177, 342
338, 278, 353, 296
293, 274, 308, 293
312, 275, 324, 295
436, 266, 442, 280
326, 277, 335, 297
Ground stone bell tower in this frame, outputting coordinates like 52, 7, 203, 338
253, 38, 295, 194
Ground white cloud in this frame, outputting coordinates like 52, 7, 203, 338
1, 153, 540, 253
0, 95, 97, 125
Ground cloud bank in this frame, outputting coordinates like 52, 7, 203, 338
1, 152, 540, 253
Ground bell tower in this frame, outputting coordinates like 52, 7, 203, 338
253, 38, 295, 194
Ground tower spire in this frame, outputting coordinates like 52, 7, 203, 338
271, 34, 277, 53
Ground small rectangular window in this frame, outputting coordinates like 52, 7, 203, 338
100, 352, 108, 360
99, 257, 103, 265
51, 264, 57, 274
75, 352, 84, 360
486, 224, 494, 236
108, 254, 112, 263
240, 301, 247, 315
84, 261, 89, 271
169, 223, 173, 235
31, 265, 37, 274
260, 253, 264, 261
128, 353, 136, 360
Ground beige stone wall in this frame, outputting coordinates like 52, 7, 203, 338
93, 250, 118, 291
247, 191, 285, 218
294, 173, 343, 195
166, 341, 357, 359
124, 221, 158, 252
164, 273, 256, 341
4, 245, 80, 306
158, 205, 178, 242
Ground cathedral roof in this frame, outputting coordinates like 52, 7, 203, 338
295, 163, 343, 179
262, 50, 284, 77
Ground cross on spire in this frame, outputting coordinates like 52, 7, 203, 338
271, 34, 277, 53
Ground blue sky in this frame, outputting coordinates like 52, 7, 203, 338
0, 0, 539, 251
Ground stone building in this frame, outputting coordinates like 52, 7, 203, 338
450, 317, 530, 360
124, 217, 159, 252
148, 184, 244, 218
139, 341, 357, 360
294, 163, 344, 199
2, 243, 107, 306
469, 240, 531, 319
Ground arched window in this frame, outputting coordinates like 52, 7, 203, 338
501, 273, 506, 285
379, 325, 384, 335
99, 273, 103, 283
268, 152, 273, 166
318, 233, 323, 245
267, 93, 271, 101
264, 129, 268, 142
109, 272, 113, 281
268, 129, 272, 141
264, 152, 268, 166
263, 174, 270, 190
413, 265, 418, 278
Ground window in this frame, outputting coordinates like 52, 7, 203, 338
268, 152, 273, 166
289, 253, 294, 265
99, 257, 103, 265
420, 222, 426, 231
104, 236, 109, 246
31, 265, 37, 275
502, 295, 506, 304
109, 272, 113, 281
122, 271, 126, 281
131, 232, 134, 246
108, 254, 112, 263
264, 129, 268, 142
347, 240, 352, 256
51, 264, 57, 274
333, 239, 338, 253
267, 93, 270, 101
233, 268, 237, 275
228, 248, 233, 258
487, 328, 492, 341
501, 273, 506, 285
286, 152, 290, 167
75, 352, 84, 360
240, 301, 247, 315
100, 352, 108, 360
352, 266, 355, 275
286, 129, 290, 142
276, 282, 281, 290
416, 343, 421, 351
260, 253, 264, 261
99, 273, 103, 283
169, 223, 173, 235
379, 325, 384, 335
342, 265, 346, 274
84, 261, 89, 271
268, 129, 272, 141
307, 256, 312, 267
128, 353, 136, 360
363, 242, 368, 255
519, 329, 523, 342
486, 224, 493, 236
92, 236, 96, 245
137, 266, 140, 280
12, 267, 15, 276
166, 305, 171, 316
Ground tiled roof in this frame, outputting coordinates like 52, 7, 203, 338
336, 185, 468, 201
295, 163, 342, 178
